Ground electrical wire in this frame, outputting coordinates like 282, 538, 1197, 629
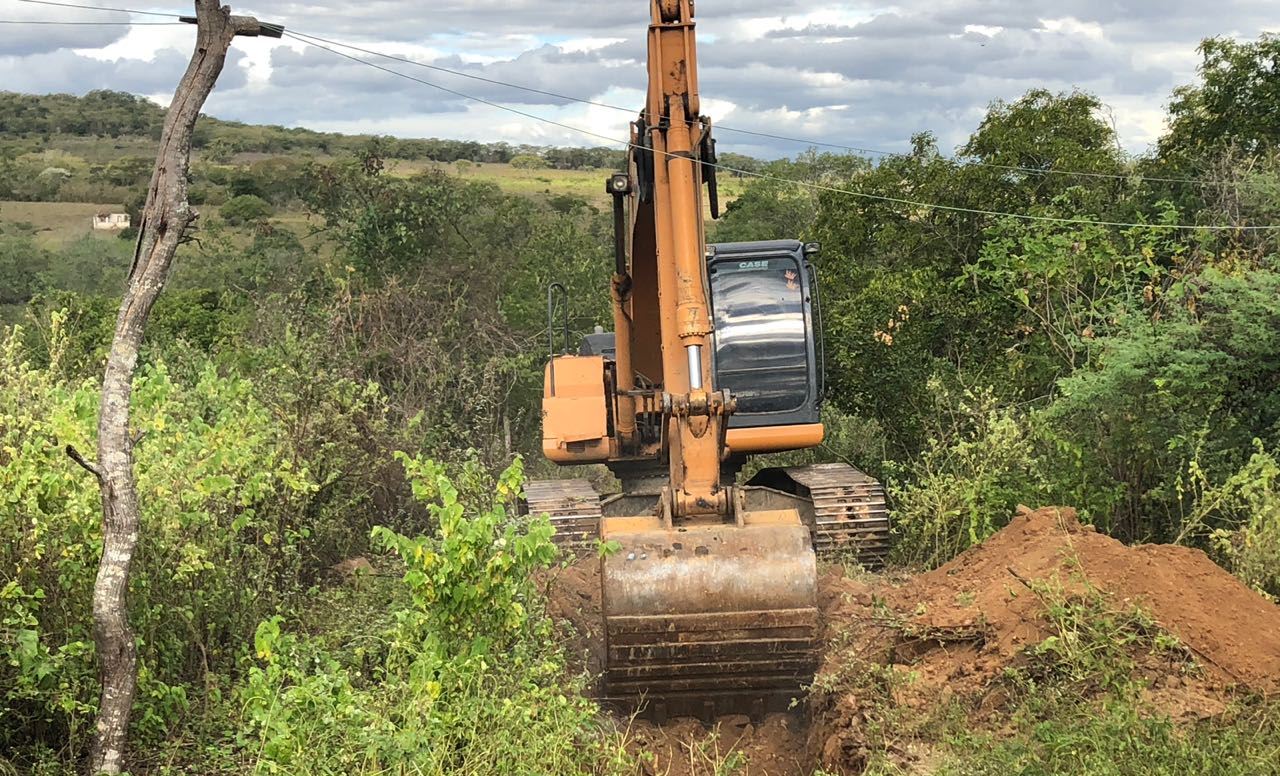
289, 33, 1278, 232
16, 0, 1209, 186
14, 0, 181, 17
286, 27, 1207, 187
284, 29, 629, 116
280, 32, 627, 150
0, 18, 182, 24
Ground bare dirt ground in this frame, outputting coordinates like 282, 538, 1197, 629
545, 507, 1280, 775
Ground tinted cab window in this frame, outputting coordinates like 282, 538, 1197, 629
709, 257, 809, 414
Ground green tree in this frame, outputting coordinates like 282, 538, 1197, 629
90, 156, 153, 188
202, 137, 236, 164
711, 152, 866, 243
813, 91, 1145, 456
510, 154, 548, 170
1161, 34, 1280, 163
219, 193, 273, 224
960, 88, 1132, 217
0, 235, 51, 310
1046, 267, 1280, 541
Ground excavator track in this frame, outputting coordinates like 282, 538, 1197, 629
523, 478, 602, 553
527, 465, 893, 564
749, 463, 892, 567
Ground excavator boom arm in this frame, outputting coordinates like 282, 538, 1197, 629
623, 0, 729, 519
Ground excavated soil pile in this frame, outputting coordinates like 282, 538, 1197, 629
545, 507, 1280, 775
880, 506, 1280, 694
810, 506, 1280, 773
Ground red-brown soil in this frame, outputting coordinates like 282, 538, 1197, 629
541, 557, 607, 676
545, 507, 1280, 775
809, 507, 1280, 774
626, 715, 809, 776
878, 506, 1280, 696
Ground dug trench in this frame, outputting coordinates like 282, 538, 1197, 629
543, 507, 1280, 775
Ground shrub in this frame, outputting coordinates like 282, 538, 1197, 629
0, 318, 386, 765
238, 455, 631, 776
0, 324, 312, 759
1175, 444, 1280, 600
1044, 267, 1280, 542
888, 381, 1048, 567
510, 154, 548, 170
219, 194, 273, 225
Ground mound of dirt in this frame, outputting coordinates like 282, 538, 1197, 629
809, 507, 1280, 773
544, 507, 1280, 775
882, 506, 1280, 693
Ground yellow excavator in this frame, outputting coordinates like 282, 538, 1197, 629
526, 0, 889, 721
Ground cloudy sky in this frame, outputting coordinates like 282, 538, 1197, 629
1, 0, 1275, 158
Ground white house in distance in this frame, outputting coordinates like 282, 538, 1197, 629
92, 213, 131, 231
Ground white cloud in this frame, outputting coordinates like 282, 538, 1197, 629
0, 0, 1274, 158
554, 37, 625, 55
1037, 17, 1107, 41
965, 24, 1005, 37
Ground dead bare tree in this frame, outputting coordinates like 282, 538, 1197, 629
66, 3, 281, 773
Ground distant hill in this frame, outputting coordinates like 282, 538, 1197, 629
0, 90, 767, 172
0, 89, 626, 169
0, 89, 757, 236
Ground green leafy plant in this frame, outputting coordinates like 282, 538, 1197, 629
372, 453, 557, 673
1018, 573, 1193, 694
219, 193, 274, 224
888, 381, 1049, 567
1177, 443, 1280, 599
237, 455, 630, 776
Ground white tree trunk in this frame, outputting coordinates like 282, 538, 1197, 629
87, 3, 268, 772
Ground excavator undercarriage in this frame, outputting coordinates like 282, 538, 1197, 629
526, 464, 891, 568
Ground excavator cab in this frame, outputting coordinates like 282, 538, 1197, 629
574, 239, 827, 448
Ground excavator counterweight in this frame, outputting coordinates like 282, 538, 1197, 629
526, 0, 891, 720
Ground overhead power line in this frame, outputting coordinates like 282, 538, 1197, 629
15, 0, 180, 17
284, 29, 629, 115
288, 34, 1276, 232
0, 18, 181, 24
18, 0, 1206, 186
286, 28, 1206, 187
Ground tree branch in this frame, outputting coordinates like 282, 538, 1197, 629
65, 444, 103, 482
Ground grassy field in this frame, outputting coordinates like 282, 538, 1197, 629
3, 158, 746, 251
0, 200, 126, 247
390, 160, 748, 212
449, 161, 610, 201
42, 134, 159, 164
